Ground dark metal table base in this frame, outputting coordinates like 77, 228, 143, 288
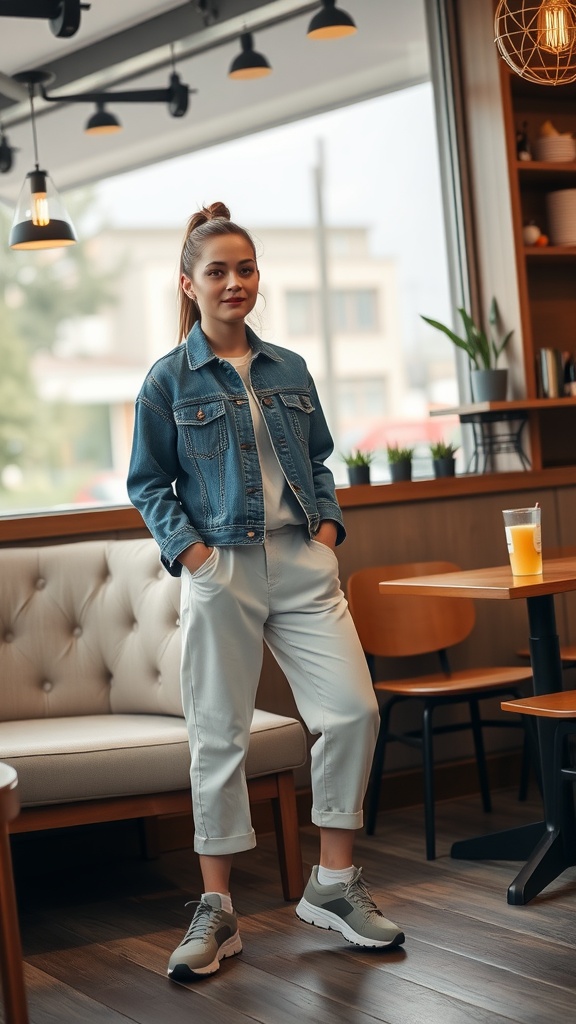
450, 592, 576, 904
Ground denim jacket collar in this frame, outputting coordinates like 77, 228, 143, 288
185, 321, 283, 371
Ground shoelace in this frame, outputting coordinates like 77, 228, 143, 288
344, 871, 385, 918
181, 900, 220, 944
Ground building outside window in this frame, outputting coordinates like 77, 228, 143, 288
286, 291, 318, 337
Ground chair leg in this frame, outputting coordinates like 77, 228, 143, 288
0, 826, 29, 1024
469, 698, 492, 813
422, 704, 436, 860
366, 700, 392, 835
271, 771, 305, 901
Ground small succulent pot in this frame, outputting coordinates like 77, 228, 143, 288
347, 464, 371, 486
389, 461, 412, 483
433, 457, 456, 478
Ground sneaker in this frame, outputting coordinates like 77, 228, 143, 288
167, 894, 242, 980
296, 866, 405, 948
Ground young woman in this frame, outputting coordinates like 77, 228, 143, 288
127, 202, 404, 981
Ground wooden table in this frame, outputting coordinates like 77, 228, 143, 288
380, 558, 576, 904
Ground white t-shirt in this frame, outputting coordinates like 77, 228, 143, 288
226, 352, 306, 530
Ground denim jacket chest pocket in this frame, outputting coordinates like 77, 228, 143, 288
174, 400, 229, 460
279, 392, 315, 445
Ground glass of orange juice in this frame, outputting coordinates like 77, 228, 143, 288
502, 507, 542, 576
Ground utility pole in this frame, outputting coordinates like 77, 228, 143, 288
313, 138, 337, 435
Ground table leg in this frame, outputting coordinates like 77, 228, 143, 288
451, 820, 545, 862
451, 593, 576, 903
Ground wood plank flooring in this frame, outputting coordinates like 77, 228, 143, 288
5, 787, 576, 1024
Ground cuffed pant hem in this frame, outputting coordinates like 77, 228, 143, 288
194, 828, 257, 856
311, 808, 364, 829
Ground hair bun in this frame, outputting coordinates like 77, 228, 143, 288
187, 201, 231, 234
207, 201, 230, 221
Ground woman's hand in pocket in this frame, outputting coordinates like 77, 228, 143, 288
314, 521, 337, 551
179, 542, 214, 573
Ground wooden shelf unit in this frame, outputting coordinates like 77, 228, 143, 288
500, 69, 576, 470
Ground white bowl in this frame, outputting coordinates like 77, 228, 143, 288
535, 136, 576, 162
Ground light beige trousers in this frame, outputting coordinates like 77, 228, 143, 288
179, 525, 379, 856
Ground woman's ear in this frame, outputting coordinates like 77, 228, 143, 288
181, 274, 196, 301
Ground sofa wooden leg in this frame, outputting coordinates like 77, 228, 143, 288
271, 771, 305, 901
0, 766, 29, 1024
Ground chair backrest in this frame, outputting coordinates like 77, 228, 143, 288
347, 561, 476, 658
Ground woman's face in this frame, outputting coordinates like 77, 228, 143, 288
182, 233, 259, 330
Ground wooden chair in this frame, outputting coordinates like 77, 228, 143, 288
0, 763, 29, 1024
347, 561, 534, 859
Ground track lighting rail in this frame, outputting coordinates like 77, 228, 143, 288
39, 72, 194, 119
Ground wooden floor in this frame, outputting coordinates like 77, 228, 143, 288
5, 786, 576, 1024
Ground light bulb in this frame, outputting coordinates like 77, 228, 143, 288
31, 192, 49, 227
29, 169, 50, 226
537, 0, 576, 54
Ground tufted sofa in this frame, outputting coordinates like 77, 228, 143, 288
0, 538, 307, 899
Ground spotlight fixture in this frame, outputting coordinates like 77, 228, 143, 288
9, 71, 76, 250
0, 0, 90, 39
84, 102, 122, 135
40, 70, 193, 120
0, 128, 17, 174
228, 33, 272, 79
307, 0, 357, 40
495, 0, 576, 84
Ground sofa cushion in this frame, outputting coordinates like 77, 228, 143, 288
0, 709, 307, 806
0, 539, 184, 721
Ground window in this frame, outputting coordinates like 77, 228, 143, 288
286, 291, 318, 336
1, 16, 458, 508
332, 290, 379, 332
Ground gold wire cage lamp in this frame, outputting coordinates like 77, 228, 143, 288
495, 0, 576, 85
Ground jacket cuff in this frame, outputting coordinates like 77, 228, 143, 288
161, 525, 204, 574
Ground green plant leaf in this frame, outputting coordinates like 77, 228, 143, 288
459, 308, 490, 369
340, 449, 374, 466
420, 315, 478, 366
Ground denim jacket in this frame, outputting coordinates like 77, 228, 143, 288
127, 323, 345, 576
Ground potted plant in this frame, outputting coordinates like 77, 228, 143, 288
421, 297, 513, 402
341, 449, 374, 485
429, 441, 458, 478
386, 444, 414, 482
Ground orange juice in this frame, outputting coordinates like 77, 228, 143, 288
506, 523, 542, 575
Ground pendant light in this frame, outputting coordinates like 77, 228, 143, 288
0, 128, 16, 173
9, 71, 76, 250
495, 0, 576, 85
307, 0, 357, 40
228, 33, 272, 79
84, 102, 122, 135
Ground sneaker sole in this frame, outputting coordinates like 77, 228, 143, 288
295, 898, 405, 949
168, 933, 242, 981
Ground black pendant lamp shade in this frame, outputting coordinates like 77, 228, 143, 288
307, 0, 357, 39
84, 102, 122, 135
10, 167, 76, 249
228, 33, 272, 79
9, 70, 77, 250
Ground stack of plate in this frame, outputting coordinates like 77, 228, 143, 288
534, 136, 576, 162
545, 189, 576, 245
